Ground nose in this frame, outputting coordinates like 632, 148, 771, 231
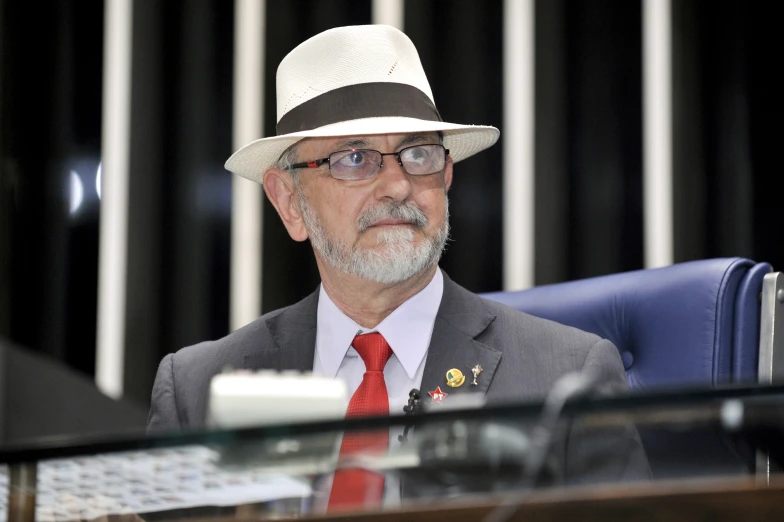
373, 153, 413, 202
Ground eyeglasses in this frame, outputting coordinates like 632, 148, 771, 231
290, 144, 450, 181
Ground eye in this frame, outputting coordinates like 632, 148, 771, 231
403, 146, 430, 164
336, 150, 368, 167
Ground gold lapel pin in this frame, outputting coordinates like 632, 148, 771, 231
446, 368, 466, 388
471, 364, 483, 386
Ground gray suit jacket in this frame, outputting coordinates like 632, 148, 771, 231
148, 272, 649, 484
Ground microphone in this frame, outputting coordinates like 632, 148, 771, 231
398, 388, 424, 445
396, 370, 602, 503
482, 369, 602, 522
395, 393, 531, 499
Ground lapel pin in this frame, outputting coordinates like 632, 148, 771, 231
446, 368, 466, 388
428, 386, 448, 404
471, 364, 483, 386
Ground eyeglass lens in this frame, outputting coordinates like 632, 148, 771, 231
329, 145, 446, 180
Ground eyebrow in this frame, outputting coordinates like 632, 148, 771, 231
329, 133, 436, 154
332, 138, 369, 151
396, 134, 431, 149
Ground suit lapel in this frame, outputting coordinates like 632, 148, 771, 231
243, 289, 319, 372
419, 273, 502, 405
402, 273, 502, 499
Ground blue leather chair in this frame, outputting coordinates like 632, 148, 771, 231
482, 258, 773, 390
482, 258, 775, 478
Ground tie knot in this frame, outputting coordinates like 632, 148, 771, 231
352, 332, 393, 372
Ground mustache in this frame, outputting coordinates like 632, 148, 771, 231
357, 202, 429, 232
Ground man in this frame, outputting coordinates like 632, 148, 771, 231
148, 25, 647, 502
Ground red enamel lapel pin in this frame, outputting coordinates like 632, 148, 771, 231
428, 386, 448, 404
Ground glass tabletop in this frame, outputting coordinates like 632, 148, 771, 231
2, 383, 783, 520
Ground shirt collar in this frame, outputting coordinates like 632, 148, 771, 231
316, 268, 444, 380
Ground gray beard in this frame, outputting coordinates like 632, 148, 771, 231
296, 187, 450, 285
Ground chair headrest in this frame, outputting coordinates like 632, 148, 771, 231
482, 258, 771, 390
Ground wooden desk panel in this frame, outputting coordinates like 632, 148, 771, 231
319, 477, 784, 522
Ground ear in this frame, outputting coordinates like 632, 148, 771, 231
443, 155, 454, 191
262, 168, 309, 242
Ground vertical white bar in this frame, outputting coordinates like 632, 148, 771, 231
643, 0, 673, 268
372, 0, 404, 30
230, 0, 265, 331
96, 0, 133, 398
503, 0, 535, 290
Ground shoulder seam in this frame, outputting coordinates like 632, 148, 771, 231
582, 337, 610, 370
169, 353, 183, 428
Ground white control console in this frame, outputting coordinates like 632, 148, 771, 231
207, 371, 348, 429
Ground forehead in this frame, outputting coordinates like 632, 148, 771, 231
295, 132, 440, 158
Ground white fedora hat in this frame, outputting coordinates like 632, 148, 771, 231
225, 24, 500, 183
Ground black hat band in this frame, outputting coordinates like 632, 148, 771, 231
276, 82, 442, 135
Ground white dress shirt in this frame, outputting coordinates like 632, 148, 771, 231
311, 268, 444, 507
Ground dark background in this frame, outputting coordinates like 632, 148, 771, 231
0, 0, 780, 408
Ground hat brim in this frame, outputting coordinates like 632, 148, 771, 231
224, 117, 500, 183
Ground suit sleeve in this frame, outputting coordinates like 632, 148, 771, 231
562, 338, 652, 484
147, 353, 183, 432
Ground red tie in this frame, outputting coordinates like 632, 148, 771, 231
327, 332, 393, 512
